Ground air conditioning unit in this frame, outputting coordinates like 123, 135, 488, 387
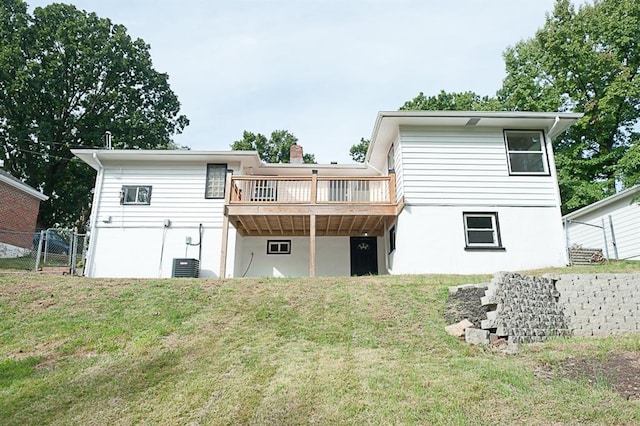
172, 258, 200, 278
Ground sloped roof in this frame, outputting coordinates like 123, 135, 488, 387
0, 169, 49, 201
72, 149, 376, 177
563, 185, 640, 220
366, 110, 584, 172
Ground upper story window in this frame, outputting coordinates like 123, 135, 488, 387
121, 185, 152, 205
387, 144, 395, 172
205, 164, 227, 199
504, 130, 549, 175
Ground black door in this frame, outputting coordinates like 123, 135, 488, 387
350, 237, 378, 276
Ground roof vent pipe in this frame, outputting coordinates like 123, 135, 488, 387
105, 131, 112, 150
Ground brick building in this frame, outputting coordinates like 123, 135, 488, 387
0, 168, 48, 249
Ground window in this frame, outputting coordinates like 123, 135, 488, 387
121, 185, 152, 205
387, 144, 395, 172
463, 212, 503, 249
267, 240, 291, 255
388, 226, 396, 253
205, 164, 227, 199
504, 130, 549, 175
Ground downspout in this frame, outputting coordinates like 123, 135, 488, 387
548, 115, 561, 139
547, 116, 568, 264
85, 152, 105, 277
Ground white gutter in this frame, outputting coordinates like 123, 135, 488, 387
366, 161, 385, 176
85, 152, 105, 277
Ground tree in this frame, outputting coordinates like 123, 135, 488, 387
348, 91, 505, 162
499, 0, 640, 212
0, 1, 188, 227
349, 138, 369, 163
231, 130, 316, 163
400, 90, 505, 111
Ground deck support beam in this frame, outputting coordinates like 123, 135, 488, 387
310, 214, 316, 277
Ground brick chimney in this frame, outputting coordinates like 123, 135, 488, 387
290, 144, 303, 164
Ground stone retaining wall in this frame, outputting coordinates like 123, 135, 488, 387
555, 274, 640, 337
473, 272, 640, 344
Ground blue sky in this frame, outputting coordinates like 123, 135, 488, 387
29, 0, 562, 163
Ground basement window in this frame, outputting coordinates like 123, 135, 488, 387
463, 212, 503, 250
121, 185, 152, 205
389, 226, 396, 254
267, 240, 291, 255
504, 130, 549, 175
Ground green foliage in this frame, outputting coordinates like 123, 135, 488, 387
349, 137, 369, 163
348, 91, 504, 162
400, 90, 505, 111
231, 130, 316, 163
0, 1, 189, 226
617, 135, 640, 189
499, 0, 640, 212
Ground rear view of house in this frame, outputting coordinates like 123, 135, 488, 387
73, 110, 582, 278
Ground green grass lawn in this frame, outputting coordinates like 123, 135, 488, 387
0, 255, 36, 270
0, 253, 71, 271
1, 262, 640, 425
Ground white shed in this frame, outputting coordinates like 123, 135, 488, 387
563, 186, 640, 261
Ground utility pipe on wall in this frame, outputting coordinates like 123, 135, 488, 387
608, 215, 619, 260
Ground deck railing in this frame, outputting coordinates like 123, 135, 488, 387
229, 175, 395, 204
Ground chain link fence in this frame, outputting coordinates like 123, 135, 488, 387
0, 228, 88, 275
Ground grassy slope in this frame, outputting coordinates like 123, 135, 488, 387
1, 263, 640, 425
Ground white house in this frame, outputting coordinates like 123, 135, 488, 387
563, 185, 640, 261
73, 110, 582, 278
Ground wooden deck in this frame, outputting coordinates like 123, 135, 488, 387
225, 174, 401, 237
220, 171, 403, 277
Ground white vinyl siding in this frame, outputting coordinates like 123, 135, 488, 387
399, 126, 558, 206
565, 194, 640, 261
95, 162, 240, 229
390, 134, 404, 202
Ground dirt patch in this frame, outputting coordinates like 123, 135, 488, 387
538, 351, 640, 400
444, 287, 489, 328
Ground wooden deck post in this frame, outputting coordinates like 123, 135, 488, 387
389, 171, 396, 203
219, 169, 233, 279
309, 169, 318, 277
310, 214, 316, 277
310, 169, 318, 204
